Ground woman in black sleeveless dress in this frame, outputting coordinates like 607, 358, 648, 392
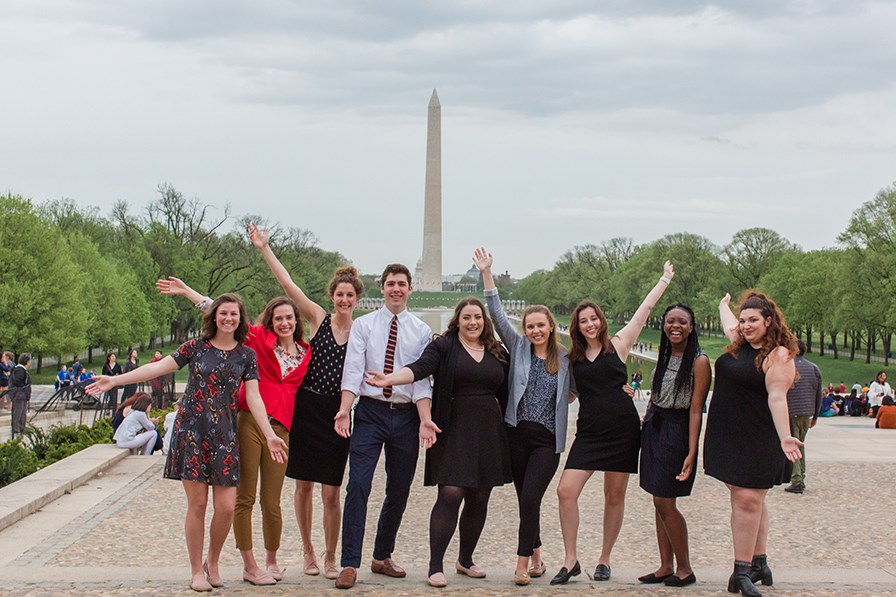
366, 297, 511, 588
703, 291, 802, 596
552, 261, 674, 586
638, 304, 711, 587
249, 222, 363, 580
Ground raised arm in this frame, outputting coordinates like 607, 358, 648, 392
248, 222, 326, 332
612, 261, 674, 361
764, 346, 802, 462
719, 293, 739, 343
474, 247, 520, 346
155, 277, 208, 306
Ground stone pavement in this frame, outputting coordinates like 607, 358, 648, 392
0, 404, 894, 595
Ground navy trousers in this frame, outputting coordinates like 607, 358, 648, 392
340, 397, 420, 568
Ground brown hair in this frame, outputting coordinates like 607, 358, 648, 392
201, 293, 250, 343
522, 305, 560, 375
256, 296, 304, 343
568, 301, 614, 362
115, 393, 139, 414
329, 265, 364, 297
446, 297, 506, 363
132, 392, 153, 413
380, 263, 412, 286
724, 290, 798, 370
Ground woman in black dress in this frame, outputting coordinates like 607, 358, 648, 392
366, 297, 511, 587
102, 352, 122, 411
121, 349, 139, 400
249, 222, 362, 579
87, 294, 288, 592
552, 261, 674, 586
638, 304, 710, 587
703, 291, 802, 596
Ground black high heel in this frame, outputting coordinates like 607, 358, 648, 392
550, 561, 581, 585
728, 560, 762, 596
749, 554, 773, 585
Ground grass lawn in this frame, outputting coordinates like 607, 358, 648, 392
31, 342, 191, 385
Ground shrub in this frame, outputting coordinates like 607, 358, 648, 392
20, 425, 51, 461
0, 439, 39, 488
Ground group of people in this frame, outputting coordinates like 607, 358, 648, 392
81, 228, 803, 597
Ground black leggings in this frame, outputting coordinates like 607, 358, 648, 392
428, 485, 493, 575
507, 422, 561, 557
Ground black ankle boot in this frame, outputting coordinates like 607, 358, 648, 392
749, 554, 773, 585
727, 560, 762, 596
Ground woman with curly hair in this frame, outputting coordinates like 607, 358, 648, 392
366, 297, 511, 587
703, 291, 802, 596
637, 304, 711, 587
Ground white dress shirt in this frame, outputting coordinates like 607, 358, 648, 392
341, 307, 433, 403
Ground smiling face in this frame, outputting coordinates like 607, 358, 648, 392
663, 307, 693, 348
576, 307, 602, 340
524, 311, 553, 347
271, 304, 297, 340
457, 304, 485, 344
331, 282, 358, 315
215, 301, 241, 336
381, 272, 411, 312
738, 307, 770, 345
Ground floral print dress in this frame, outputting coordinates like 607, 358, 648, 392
164, 339, 259, 486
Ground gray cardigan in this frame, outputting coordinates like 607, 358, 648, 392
485, 288, 573, 453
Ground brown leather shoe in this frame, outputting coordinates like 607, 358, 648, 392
335, 566, 357, 589
371, 558, 406, 578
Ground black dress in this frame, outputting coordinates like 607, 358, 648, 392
426, 348, 512, 488
703, 345, 791, 489
565, 351, 641, 473
286, 315, 351, 486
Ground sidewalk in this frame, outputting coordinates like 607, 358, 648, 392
0, 407, 893, 595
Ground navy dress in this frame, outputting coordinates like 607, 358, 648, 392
565, 351, 641, 473
164, 339, 259, 486
703, 345, 791, 489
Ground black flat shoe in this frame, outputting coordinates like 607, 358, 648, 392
593, 563, 611, 581
549, 561, 581, 585
639, 571, 674, 584
664, 572, 696, 587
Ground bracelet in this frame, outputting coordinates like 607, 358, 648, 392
659, 276, 671, 285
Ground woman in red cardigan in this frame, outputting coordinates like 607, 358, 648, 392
157, 278, 311, 586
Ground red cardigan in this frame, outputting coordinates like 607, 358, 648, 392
238, 324, 311, 430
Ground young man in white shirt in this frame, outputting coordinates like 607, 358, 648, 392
334, 264, 438, 589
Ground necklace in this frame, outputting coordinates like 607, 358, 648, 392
459, 337, 485, 352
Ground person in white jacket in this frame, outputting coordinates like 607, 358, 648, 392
162, 400, 181, 455
113, 393, 159, 455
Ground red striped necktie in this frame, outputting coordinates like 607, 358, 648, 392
383, 315, 399, 398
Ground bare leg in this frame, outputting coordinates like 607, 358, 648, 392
753, 499, 769, 557
182, 480, 210, 590
295, 480, 318, 571
597, 472, 629, 566
728, 485, 766, 562
654, 496, 692, 578
556, 469, 594, 569
207, 485, 237, 580
321, 483, 342, 569
650, 506, 675, 577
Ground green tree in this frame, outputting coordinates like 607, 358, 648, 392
723, 227, 799, 289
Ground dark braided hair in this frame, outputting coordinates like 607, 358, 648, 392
651, 304, 701, 402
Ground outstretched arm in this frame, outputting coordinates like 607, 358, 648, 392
248, 222, 326, 331
155, 277, 208, 307
474, 247, 520, 346
86, 357, 180, 396
719, 293, 739, 343
613, 261, 674, 361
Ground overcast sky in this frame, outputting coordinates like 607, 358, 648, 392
2, 1, 894, 278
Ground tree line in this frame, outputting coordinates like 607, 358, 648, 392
0, 184, 348, 371
511, 182, 896, 365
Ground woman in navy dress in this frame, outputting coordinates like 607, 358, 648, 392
637, 304, 710, 587
703, 291, 802, 596
552, 261, 674, 586
87, 294, 288, 592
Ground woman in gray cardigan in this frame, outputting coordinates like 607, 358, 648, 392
474, 247, 574, 586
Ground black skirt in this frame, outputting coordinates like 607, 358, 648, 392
639, 405, 695, 498
286, 386, 350, 486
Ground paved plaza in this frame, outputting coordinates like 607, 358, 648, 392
0, 402, 894, 596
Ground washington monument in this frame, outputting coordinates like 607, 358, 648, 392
420, 88, 442, 291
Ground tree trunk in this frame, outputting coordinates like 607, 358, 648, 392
36, 354, 43, 374
87, 347, 93, 364
831, 332, 838, 359
806, 327, 813, 354
850, 331, 856, 361
866, 329, 874, 364
884, 333, 891, 367
819, 329, 825, 357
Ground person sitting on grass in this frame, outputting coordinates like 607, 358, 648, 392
113, 393, 160, 455
819, 391, 839, 417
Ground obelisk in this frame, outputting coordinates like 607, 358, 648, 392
421, 88, 442, 291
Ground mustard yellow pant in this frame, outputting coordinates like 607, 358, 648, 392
233, 410, 289, 551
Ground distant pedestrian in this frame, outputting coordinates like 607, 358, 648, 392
71, 356, 84, 379
9, 353, 32, 438
784, 341, 822, 494
102, 353, 122, 411
113, 393, 159, 455
0, 351, 12, 410
867, 371, 892, 418
121, 349, 140, 400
